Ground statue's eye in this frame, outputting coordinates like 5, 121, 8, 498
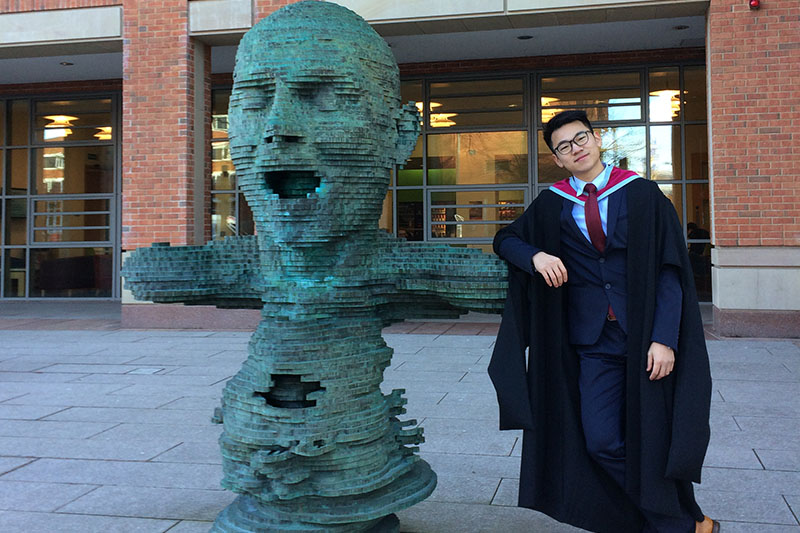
235, 86, 274, 111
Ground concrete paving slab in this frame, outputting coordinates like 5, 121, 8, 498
160, 520, 213, 533
395, 501, 584, 533
149, 441, 222, 465
42, 407, 213, 425
0, 457, 34, 476
491, 477, 519, 506
702, 445, 764, 470
0, 480, 98, 512
57, 486, 235, 521
695, 489, 797, 525
2, 458, 222, 490
0, 420, 117, 439
701, 467, 800, 495
756, 449, 800, 472
90, 423, 222, 443
0, 436, 182, 462
0, 511, 178, 533
0, 371, 93, 383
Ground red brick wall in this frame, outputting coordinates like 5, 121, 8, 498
0, 1, 118, 13
399, 47, 705, 76
0, 79, 120, 95
253, 0, 303, 22
708, 0, 800, 247
121, 0, 197, 250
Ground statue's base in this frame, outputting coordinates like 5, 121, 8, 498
211, 461, 434, 532
211, 497, 399, 532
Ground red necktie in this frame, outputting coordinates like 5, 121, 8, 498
583, 183, 616, 320
583, 183, 605, 253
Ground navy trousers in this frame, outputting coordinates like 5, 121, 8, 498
576, 319, 696, 533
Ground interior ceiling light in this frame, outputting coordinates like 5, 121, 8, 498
94, 126, 112, 140
415, 102, 456, 127
43, 115, 78, 139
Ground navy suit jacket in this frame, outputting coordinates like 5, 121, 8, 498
497, 183, 682, 349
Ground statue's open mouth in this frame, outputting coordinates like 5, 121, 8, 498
264, 171, 320, 199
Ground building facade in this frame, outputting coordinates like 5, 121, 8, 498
0, 0, 797, 336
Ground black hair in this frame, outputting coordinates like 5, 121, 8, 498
543, 110, 594, 152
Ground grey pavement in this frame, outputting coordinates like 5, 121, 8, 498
0, 315, 799, 532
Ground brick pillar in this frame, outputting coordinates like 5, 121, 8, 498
122, 0, 197, 249
707, 0, 800, 336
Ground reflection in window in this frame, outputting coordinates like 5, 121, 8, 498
649, 68, 680, 122
597, 127, 646, 175
34, 146, 114, 195
650, 125, 681, 180
30, 247, 112, 297
430, 190, 525, 239
397, 189, 423, 241
3, 249, 26, 297
541, 72, 642, 124
427, 132, 528, 186
429, 78, 523, 128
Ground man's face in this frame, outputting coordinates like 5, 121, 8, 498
550, 120, 603, 180
228, 37, 400, 245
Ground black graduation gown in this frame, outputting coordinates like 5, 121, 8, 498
488, 178, 712, 533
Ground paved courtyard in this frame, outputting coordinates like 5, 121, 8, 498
0, 308, 798, 532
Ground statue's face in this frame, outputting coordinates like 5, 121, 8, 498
228, 15, 412, 245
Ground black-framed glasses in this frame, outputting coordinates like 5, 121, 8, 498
553, 130, 593, 155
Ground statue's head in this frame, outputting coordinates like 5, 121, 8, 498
228, 1, 419, 245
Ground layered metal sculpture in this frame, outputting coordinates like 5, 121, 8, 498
123, 2, 507, 531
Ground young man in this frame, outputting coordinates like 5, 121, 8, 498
489, 110, 718, 533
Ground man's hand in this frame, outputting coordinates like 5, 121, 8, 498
532, 252, 568, 288
647, 342, 675, 381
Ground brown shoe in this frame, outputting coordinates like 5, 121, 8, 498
696, 516, 720, 533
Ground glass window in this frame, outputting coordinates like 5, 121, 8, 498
0, 149, 4, 194
686, 183, 711, 238
684, 66, 707, 122
430, 189, 525, 239
33, 198, 110, 244
212, 141, 236, 190
30, 247, 112, 297
34, 146, 114, 195
685, 125, 708, 180
34, 99, 113, 143
598, 126, 646, 175
212, 91, 230, 139
9, 100, 29, 146
650, 125, 681, 180
397, 136, 423, 186
658, 184, 683, 226
539, 126, 644, 183
8, 149, 28, 194
429, 79, 523, 128
211, 193, 237, 240
541, 72, 641, 123
0, 103, 5, 145
379, 191, 393, 234
3, 249, 26, 297
427, 131, 528, 185
397, 189, 423, 241
5, 198, 27, 245
238, 196, 254, 236
649, 68, 680, 122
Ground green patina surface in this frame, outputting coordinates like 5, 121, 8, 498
123, 2, 507, 531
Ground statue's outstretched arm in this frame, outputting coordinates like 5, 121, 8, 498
386, 240, 507, 315
122, 237, 263, 308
